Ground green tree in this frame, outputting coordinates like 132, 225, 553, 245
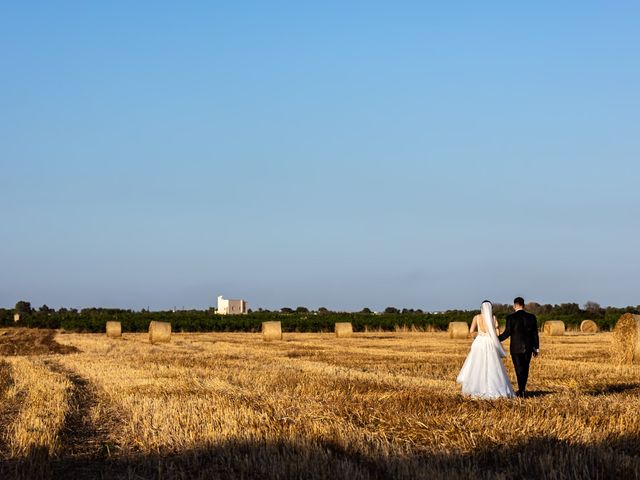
525, 302, 541, 314
39, 304, 54, 314
584, 301, 602, 314
15, 301, 32, 316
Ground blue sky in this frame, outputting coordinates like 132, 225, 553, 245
1, 2, 639, 311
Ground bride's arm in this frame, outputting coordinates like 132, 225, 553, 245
493, 315, 499, 334
469, 315, 478, 336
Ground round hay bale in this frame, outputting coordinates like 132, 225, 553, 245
448, 322, 469, 339
611, 314, 640, 365
543, 321, 565, 336
149, 321, 171, 344
262, 321, 282, 341
335, 322, 353, 338
106, 321, 122, 338
580, 320, 599, 333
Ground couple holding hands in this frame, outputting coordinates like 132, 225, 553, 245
457, 297, 540, 399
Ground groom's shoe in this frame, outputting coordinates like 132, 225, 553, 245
515, 390, 526, 398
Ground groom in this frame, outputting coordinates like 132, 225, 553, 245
498, 297, 540, 398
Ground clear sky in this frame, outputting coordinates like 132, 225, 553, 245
1, 2, 639, 311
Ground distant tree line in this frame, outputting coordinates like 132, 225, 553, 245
1, 300, 637, 333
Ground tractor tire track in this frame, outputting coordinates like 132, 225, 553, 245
44, 360, 120, 478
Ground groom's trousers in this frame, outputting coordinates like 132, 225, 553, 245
511, 352, 532, 392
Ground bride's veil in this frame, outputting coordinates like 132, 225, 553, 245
481, 301, 507, 358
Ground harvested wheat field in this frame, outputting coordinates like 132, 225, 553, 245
1, 330, 639, 480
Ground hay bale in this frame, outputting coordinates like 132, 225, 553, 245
543, 321, 565, 336
580, 320, 599, 333
149, 321, 171, 344
106, 321, 122, 338
262, 321, 282, 341
335, 322, 353, 338
448, 322, 469, 339
611, 314, 640, 365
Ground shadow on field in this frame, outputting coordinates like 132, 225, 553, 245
1, 434, 639, 480
0, 328, 78, 356
522, 390, 553, 399
585, 383, 640, 396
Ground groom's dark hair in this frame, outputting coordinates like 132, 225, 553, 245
514, 297, 525, 307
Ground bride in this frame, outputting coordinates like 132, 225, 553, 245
456, 300, 514, 399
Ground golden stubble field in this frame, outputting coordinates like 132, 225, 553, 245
1, 330, 639, 479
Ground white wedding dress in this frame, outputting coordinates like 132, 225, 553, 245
456, 302, 514, 399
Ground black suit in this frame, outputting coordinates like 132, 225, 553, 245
498, 309, 539, 393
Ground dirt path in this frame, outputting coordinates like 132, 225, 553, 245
43, 360, 118, 477
0, 358, 122, 479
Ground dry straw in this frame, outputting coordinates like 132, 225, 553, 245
580, 320, 599, 333
448, 322, 469, 339
544, 321, 565, 336
262, 321, 282, 341
106, 321, 122, 338
149, 321, 171, 344
611, 313, 640, 364
335, 322, 353, 338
